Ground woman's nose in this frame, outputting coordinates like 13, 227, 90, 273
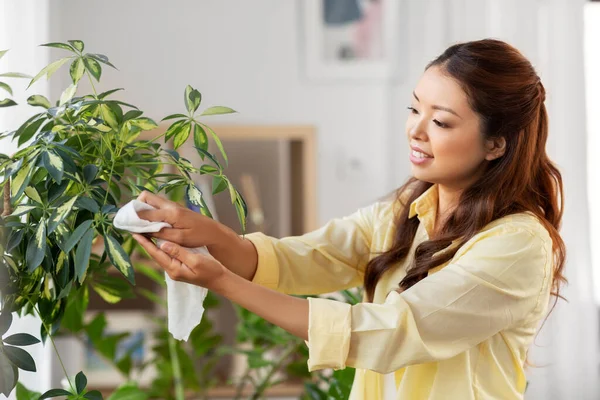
409, 119, 427, 141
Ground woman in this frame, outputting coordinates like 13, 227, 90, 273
132, 39, 565, 399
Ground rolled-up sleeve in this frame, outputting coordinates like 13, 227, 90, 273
306, 225, 552, 373
245, 202, 382, 295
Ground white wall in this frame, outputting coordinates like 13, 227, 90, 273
47, 0, 401, 224
585, 3, 600, 304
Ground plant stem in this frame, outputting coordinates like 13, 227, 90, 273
29, 301, 77, 394
2, 179, 11, 216
85, 71, 98, 97
168, 334, 185, 400
252, 345, 297, 400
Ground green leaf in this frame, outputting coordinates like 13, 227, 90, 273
83, 390, 103, 400
0, 353, 16, 396
234, 197, 247, 233
26, 219, 46, 272
135, 263, 166, 288
75, 371, 87, 394
0, 81, 13, 96
27, 94, 51, 109
98, 88, 123, 99
7, 228, 25, 253
62, 220, 93, 253
28, 57, 71, 88
161, 113, 187, 121
201, 123, 228, 165
130, 117, 157, 130
3, 333, 40, 346
11, 161, 34, 199
4, 346, 36, 372
10, 205, 38, 217
123, 110, 143, 122
173, 122, 191, 149
200, 106, 237, 116
69, 57, 85, 84
16, 382, 41, 400
212, 175, 228, 195
164, 119, 187, 141
75, 228, 94, 282
184, 85, 201, 114
76, 197, 99, 213
39, 388, 73, 399
41, 42, 75, 52
83, 56, 102, 81
100, 104, 118, 129
0, 72, 31, 78
0, 98, 17, 107
68, 40, 85, 52
83, 164, 98, 183
48, 196, 78, 233
0, 311, 13, 336
59, 83, 78, 105
193, 123, 209, 152
61, 286, 89, 333
199, 165, 219, 174
24, 187, 43, 204
17, 116, 45, 146
187, 184, 203, 207
42, 150, 65, 183
0, 49, 7, 60
104, 235, 135, 284
92, 274, 135, 304
88, 53, 116, 69
193, 147, 222, 170
106, 384, 148, 400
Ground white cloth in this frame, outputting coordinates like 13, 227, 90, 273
113, 200, 209, 341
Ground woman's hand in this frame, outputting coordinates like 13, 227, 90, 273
135, 190, 260, 281
132, 233, 228, 290
135, 190, 224, 249
133, 231, 310, 341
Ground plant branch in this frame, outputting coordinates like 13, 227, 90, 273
2, 179, 11, 216
252, 345, 298, 400
29, 300, 76, 395
168, 334, 185, 400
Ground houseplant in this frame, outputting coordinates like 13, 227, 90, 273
0, 40, 245, 399
0, 41, 358, 400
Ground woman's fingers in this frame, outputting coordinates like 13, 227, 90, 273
138, 191, 183, 210
131, 234, 172, 266
132, 234, 195, 281
160, 242, 197, 274
137, 209, 169, 223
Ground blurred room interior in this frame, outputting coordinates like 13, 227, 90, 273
0, 1, 599, 399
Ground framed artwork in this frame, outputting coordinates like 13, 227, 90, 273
303, 0, 404, 81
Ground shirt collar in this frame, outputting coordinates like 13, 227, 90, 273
408, 184, 439, 220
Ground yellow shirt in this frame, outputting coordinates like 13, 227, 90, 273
246, 184, 553, 399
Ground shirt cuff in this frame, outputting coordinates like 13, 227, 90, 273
244, 232, 280, 290
306, 297, 352, 371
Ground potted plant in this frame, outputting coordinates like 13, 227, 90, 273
0, 40, 358, 400
0, 40, 246, 399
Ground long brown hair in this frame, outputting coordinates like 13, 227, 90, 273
364, 39, 566, 309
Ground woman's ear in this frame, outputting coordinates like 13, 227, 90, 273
485, 136, 506, 161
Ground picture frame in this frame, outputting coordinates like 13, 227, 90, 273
302, 0, 404, 81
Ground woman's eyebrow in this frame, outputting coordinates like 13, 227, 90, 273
412, 91, 462, 119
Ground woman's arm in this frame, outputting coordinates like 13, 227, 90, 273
134, 222, 552, 374
132, 233, 309, 340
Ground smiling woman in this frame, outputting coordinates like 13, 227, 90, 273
135, 39, 565, 400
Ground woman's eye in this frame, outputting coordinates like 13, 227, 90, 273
407, 106, 418, 114
433, 119, 448, 128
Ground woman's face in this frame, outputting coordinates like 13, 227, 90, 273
406, 66, 501, 190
